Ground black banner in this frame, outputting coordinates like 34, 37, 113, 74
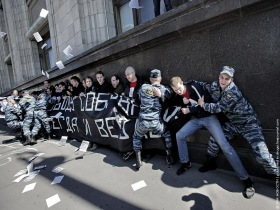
49, 93, 166, 152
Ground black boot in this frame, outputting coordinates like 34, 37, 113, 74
23, 135, 31, 146
44, 133, 50, 140
242, 177, 255, 199
135, 150, 142, 170
199, 155, 217, 172
166, 148, 174, 168
176, 162, 191, 175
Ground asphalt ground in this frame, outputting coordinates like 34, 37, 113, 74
0, 120, 276, 210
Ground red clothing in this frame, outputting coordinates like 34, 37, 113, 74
130, 81, 137, 88
182, 85, 190, 99
129, 81, 137, 98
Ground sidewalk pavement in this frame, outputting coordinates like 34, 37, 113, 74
0, 119, 276, 210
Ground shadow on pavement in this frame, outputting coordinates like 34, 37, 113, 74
182, 193, 213, 210
92, 145, 275, 200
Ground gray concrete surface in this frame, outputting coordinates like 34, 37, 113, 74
0, 120, 276, 210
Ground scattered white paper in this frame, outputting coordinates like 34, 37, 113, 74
14, 169, 27, 177
40, 8, 49, 18
46, 194, 61, 208
41, 70, 45, 75
63, 45, 73, 56
53, 112, 63, 119
45, 71, 49, 79
129, 0, 143, 9
52, 167, 64, 173
131, 180, 147, 191
56, 61, 65, 70
79, 140, 90, 152
0, 31, 7, 38
24, 171, 40, 182
34, 165, 47, 170
28, 153, 44, 163
0, 115, 5, 118
51, 175, 64, 185
33, 32, 43, 42
41, 43, 47, 49
27, 162, 34, 174
22, 182, 36, 193
13, 174, 29, 182
60, 136, 68, 145
203, 180, 208, 184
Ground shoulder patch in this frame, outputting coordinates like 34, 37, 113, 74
146, 88, 154, 96
213, 91, 220, 98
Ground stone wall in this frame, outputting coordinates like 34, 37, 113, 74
0, 8, 12, 93
46, 0, 116, 63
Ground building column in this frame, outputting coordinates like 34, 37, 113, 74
2, 0, 41, 87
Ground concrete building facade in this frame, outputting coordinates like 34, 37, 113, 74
0, 0, 119, 92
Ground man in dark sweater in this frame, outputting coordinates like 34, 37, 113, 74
124, 66, 145, 101
94, 71, 113, 94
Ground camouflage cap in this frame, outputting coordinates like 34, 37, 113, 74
220, 66, 235, 77
150, 69, 161, 78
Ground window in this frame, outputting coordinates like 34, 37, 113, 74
138, 0, 155, 24
38, 33, 55, 71
114, 0, 189, 34
120, 3, 135, 32
114, 0, 155, 34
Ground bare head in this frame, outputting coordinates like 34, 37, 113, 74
12, 89, 19, 97
95, 71, 105, 85
44, 80, 50, 88
125, 66, 137, 82
111, 75, 120, 88
70, 76, 80, 88
170, 77, 185, 95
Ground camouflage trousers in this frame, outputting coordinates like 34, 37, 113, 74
133, 118, 172, 151
33, 110, 51, 135
207, 121, 278, 175
22, 114, 34, 137
7, 120, 22, 130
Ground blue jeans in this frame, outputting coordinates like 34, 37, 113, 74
207, 121, 278, 175
176, 115, 249, 180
